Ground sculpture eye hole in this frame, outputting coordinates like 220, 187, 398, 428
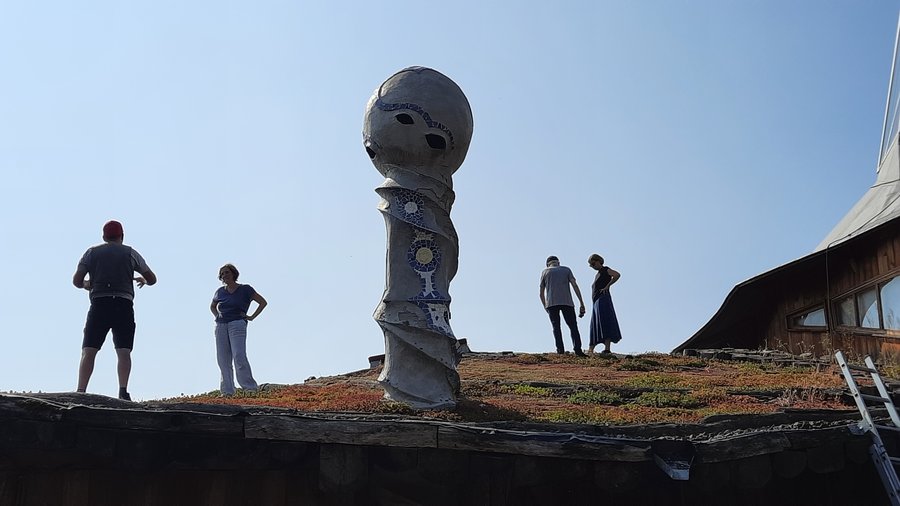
426, 134, 446, 150
395, 114, 414, 125
366, 147, 376, 159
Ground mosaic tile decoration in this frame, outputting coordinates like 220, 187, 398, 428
391, 188, 426, 227
416, 301, 454, 336
398, 228, 452, 336
375, 98, 456, 149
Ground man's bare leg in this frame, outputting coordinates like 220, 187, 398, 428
115, 348, 132, 399
77, 347, 99, 392
115, 348, 132, 388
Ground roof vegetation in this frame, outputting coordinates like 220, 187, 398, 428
168, 352, 857, 425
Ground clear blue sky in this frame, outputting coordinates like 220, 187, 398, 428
1, 1, 896, 400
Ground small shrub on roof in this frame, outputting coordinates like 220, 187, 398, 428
377, 400, 415, 415
509, 354, 548, 364
615, 357, 663, 372
633, 391, 702, 409
623, 373, 681, 389
735, 362, 767, 374
504, 384, 553, 397
540, 409, 596, 424
567, 389, 623, 405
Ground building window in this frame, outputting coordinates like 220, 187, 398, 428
837, 296, 856, 326
834, 274, 900, 331
788, 306, 826, 329
858, 287, 881, 329
881, 277, 900, 330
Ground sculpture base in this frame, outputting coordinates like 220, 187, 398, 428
376, 319, 460, 410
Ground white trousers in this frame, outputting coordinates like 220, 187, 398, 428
215, 320, 258, 395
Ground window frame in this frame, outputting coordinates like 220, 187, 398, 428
832, 274, 900, 335
786, 304, 827, 330
879, 276, 900, 330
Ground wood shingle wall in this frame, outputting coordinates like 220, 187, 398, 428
0, 393, 888, 506
752, 220, 900, 362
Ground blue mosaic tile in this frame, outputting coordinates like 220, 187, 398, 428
391, 189, 426, 227
406, 236, 441, 273
415, 300, 454, 337
376, 98, 456, 149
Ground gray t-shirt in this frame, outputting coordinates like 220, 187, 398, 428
78, 242, 150, 301
540, 265, 576, 307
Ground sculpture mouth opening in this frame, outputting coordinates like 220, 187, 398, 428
366, 146, 377, 159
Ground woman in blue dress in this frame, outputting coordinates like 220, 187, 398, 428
587, 254, 622, 354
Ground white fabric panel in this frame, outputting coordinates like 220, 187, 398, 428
816, 137, 900, 250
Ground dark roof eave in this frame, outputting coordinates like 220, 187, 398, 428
672, 248, 827, 354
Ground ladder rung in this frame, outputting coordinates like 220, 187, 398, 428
847, 363, 880, 374
861, 393, 893, 404
890, 456, 900, 464
876, 424, 900, 433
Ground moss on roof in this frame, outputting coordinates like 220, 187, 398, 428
167, 352, 860, 426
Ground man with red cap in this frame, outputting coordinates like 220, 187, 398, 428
72, 220, 157, 400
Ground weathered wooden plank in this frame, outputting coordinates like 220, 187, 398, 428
0, 396, 68, 422
892, 236, 900, 272
732, 454, 772, 489
258, 470, 288, 506
0, 472, 18, 505
687, 461, 731, 493
781, 426, 861, 450
369, 452, 457, 506
694, 431, 791, 463
18, 471, 64, 505
593, 460, 643, 492
844, 438, 871, 465
197, 472, 233, 506
470, 453, 515, 503
806, 441, 846, 474
0, 419, 76, 451
62, 407, 245, 436
320, 444, 368, 506
771, 449, 806, 479
245, 416, 438, 447
435, 426, 651, 461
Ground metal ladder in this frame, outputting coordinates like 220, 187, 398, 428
836, 350, 900, 506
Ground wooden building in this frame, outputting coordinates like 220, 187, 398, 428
0, 392, 887, 506
675, 19, 900, 362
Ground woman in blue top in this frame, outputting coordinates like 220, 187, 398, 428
210, 263, 267, 396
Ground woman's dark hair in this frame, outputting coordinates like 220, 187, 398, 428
218, 263, 240, 282
588, 254, 604, 265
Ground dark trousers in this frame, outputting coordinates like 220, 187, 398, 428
547, 305, 581, 352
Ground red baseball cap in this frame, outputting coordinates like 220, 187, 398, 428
102, 220, 124, 240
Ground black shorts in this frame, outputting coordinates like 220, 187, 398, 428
83, 297, 136, 350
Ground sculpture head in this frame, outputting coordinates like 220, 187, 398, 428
363, 67, 473, 184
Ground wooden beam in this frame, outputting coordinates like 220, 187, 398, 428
771, 450, 807, 479
435, 426, 651, 461
245, 416, 438, 447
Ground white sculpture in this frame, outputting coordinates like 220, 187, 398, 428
363, 67, 474, 409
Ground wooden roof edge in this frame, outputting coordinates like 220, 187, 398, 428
674, 215, 900, 354
0, 393, 864, 463
672, 249, 827, 354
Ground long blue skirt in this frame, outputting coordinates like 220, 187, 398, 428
590, 292, 622, 346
